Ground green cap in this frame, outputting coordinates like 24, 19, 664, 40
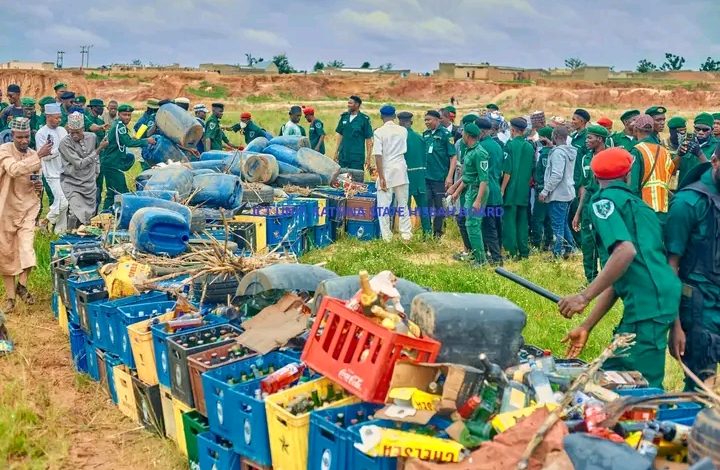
538, 126, 553, 139
712, 112, 720, 121
88, 98, 104, 108
645, 106, 667, 116
463, 123, 480, 137
38, 96, 55, 107
444, 105, 457, 114
461, 114, 477, 125
620, 109, 640, 123
586, 125, 609, 138
118, 104, 134, 113
667, 116, 687, 130
75, 95, 86, 104
486, 103, 499, 111
694, 112, 714, 128
147, 98, 160, 109
53, 82, 67, 91
20, 97, 36, 107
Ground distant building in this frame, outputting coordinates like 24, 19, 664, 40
0, 61, 55, 70
320, 67, 410, 77
434, 62, 538, 81
199, 61, 279, 75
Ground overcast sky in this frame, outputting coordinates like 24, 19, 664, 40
3, 0, 720, 72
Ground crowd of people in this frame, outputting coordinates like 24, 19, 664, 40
0, 80, 718, 389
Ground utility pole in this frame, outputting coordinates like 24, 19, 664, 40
80, 45, 87, 70
86, 44, 94, 69
56, 50, 64, 69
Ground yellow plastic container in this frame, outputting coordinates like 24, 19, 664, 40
58, 301, 69, 336
265, 378, 357, 470
159, 386, 176, 441
113, 365, 139, 422
232, 215, 267, 253
172, 398, 193, 456
127, 311, 175, 385
296, 197, 327, 226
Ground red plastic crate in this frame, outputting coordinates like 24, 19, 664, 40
301, 296, 441, 403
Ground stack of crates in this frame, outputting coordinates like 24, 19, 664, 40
345, 193, 379, 241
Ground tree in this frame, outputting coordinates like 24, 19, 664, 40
327, 59, 345, 68
659, 52, 685, 71
564, 57, 586, 70
131, 59, 143, 67
272, 54, 296, 74
313, 61, 325, 72
245, 53, 264, 66
361, 61, 371, 69
699, 56, 720, 72
636, 59, 658, 73
378, 63, 394, 71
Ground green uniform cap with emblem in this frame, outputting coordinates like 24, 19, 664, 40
75, 95, 86, 104
694, 112, 714, 128
38, 96, 55, 107
586, 124, 609, 138
461, 114, 477, 125
712, 112, 720, 121
118, 104, 134, 113
463, 123, 480, 137
620, 109, 640, 123
645, 106, 667, 116
667, 116, 687, 129
20, 97, 36, 107
53, 82, 67, 91
486, 103, 499, 111
444, 105, 457, 114
88, 98, 105, 108
538, 126, 553, 139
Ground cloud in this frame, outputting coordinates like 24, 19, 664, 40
33, 25, 109, 48
241, 29, 289, 48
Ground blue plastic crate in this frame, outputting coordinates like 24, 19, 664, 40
51, 292, 59, 319
616, 387, 703, 425
346, 219, 379, 241
66, 275, 104, 326
113, 301, 177, 367
197, 432, 240, 470
308, 403, 382, 470
251, 205, 302, 245
69, 323, 88, 374
292, 197, 320, 227
50, 234, 100, 257
151, 314, 230, 389
279, 200, 309, 230
95, 291, 170, 356
85, 341, 100, 381
202, 352, 312, 466
105, 353, 122, 404
312, 224, 333, 249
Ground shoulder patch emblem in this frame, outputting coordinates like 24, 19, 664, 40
209, 122, 216, 129
118, 125, 127, 135
592, 199, 615, 219
315, 122, 322, 129
542, 157, 547, 167
480, 160, 489, 172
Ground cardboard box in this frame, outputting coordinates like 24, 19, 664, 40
236, 293, 309, 354
375, 362, 486, 424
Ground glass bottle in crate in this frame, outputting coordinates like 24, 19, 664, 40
260, 362, 306, 394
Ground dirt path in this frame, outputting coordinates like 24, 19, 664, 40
0, 300, 185, 470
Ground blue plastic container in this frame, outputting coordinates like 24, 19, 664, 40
114, 301, 177, 367
190, 173, 243, 209
277, 160, 302, 174
69, 323, 88, 373
190, 159, 229, 172
105, 353, 122, 404
85, 341, 100, 381
245, 136, 269, 153
346, 219, 380, 241
66, 276, 104, 326
273, 236, 305, 257
134, 190, 179, 201
197, 432, 240, 470
117, 193, 192, 229
144, 166, 194, 199
51, 292, 59, 318
296, 147, 341, 185
292, 197, 319, 227
200, 150, 235, 161
143, 134, 186, 165
312, 224, 333, 248
267, 135, 309, 151
250, 205, 302, 244
617, 388, 703, 425
50, 234, 100, 257
129, 207, 190, 256
308, 403, 383, 470
135, 168, 160, 191
241, 153, 278, 183
151, 314, 230, 388
192, 169, 216, 177
202, 352, 316, 466
263, 144, 300, 167
155, 102, 204, 147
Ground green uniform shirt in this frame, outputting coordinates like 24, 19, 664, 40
84, 110, 106, 142
480, 135, 504, 206
678, 136, 718, 187
404, 128, 427, 194
60, 106, 69, 127
204, 115, 230, 151
590, 181, 681, 324
502, 136, 534, 206
580, 148, 601, 203
609, 132, 636, 151
461, 141, 490, 207
335, 111, 373, 168
422, 126, 456, 182
101, 120, 149, 169
665, 167, 720, 324
308, 118, 326, 154
534, 146, 551, 192
571, 128, 588, 191
230, 120, 265, 145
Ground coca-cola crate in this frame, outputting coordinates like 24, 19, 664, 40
187, 342, 256, 416
301, 296, 441, 403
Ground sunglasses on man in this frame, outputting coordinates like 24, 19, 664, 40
694, 126, 711, 132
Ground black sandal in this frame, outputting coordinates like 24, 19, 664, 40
3, 298, 15, 313
16, 285, 34, 305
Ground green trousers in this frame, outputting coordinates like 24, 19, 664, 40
42, 174, 55, 206
100, 167, 129, 212
502, 205, 529, 258
603, 318, 671, 389
580, 208, 600, 283
465, 189, 487, 264
409, 188, 431, 235
530, 196, 552, 249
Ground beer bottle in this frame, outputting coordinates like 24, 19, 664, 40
359, 271, 381, 316
325, 384, 336, 403
311, 390, 321, 408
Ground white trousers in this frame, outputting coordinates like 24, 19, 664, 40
376, 183, 411, 242
45, 177, 68, 234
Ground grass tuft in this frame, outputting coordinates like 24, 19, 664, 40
187, 80, 229, 99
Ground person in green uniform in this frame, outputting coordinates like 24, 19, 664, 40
628, 114, 659, 196
397, 111, 431, 236
229, 112, 267, 145
36, 96, 55, 127
670, 113, 715, 190
304, 107, 326, 154
486, 103, 499, 112
335, 95, 373, 171
20, 98, 40, 149
203, 103, 235, 152
530, 126, 554, 251
74, 96, 87, 113
559, 147, 681, 389
59, 91, 75, 126
85, 99, 109, 145
449, 114, 479, 260
645, 106, 667, 144
570, 109, 591, 246
460, 123, 490, 265
98, 104, 156, 211
501, 117, 534, 259
666, 155, 720, 390
477, 117, 505, 265
572, 125, 608, 283
423, 110, 457, 238
53, 82, 67, 103
665, 116, 687, 155
713, 113, 720, 140
609, 109, 639, 151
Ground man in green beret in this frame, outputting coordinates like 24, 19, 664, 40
459, 123, 490, 265
570, 109, 591, 246
609, 110, 639, 152
530, 126, 554, 251
665, 116, 688, 169
36, 97, 55, 127
449, 114, 479, 258
398, 111, 431, 236
134, 99, 159, 138
675, 113, 716, 187
645, 106, 667, 145
85, 99, 109, 145
712, 112, 720, 140
20, 98, 40, 149
54, 82, 67, 103
98, 104, 156, 211
74, 96, 87, 112
486, 104, 499, 112
204, 103, 237, 152
502, 117, 535, 259
573, 125, 608, 282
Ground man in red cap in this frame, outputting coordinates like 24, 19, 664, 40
229, 112, 267, 145
304, 107, 326, 154
558, 147, 681, 388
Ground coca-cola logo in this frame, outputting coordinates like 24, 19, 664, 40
338, 368, 363, 390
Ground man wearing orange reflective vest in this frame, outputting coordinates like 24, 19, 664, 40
629, 113, 675, 223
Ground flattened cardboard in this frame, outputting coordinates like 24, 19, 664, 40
236, 293, 308, 354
